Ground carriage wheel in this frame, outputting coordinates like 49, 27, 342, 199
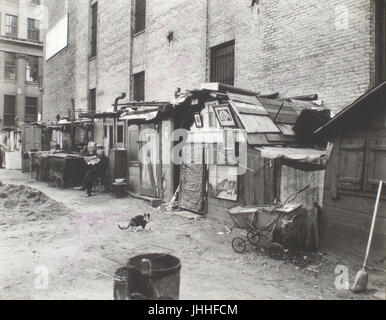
247, 231, 261, 246
268, 243, 285, 260
232, 237, 247, 254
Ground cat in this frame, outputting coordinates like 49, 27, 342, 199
118, 214, 151, 231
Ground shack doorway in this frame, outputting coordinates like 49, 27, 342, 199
139, 124, 161, 198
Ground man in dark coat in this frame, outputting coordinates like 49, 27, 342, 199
77, 147, 108, 197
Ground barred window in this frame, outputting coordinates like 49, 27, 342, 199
4, 95, 16, 127
26, 97, 38, 123
135, 0, 146, 33
5, 14, 18, 37
210, 40, 235, 86
133, 71, 145, 102
26, 55, 39, 83
28, 18, 40, 41
4, 52, 17, 81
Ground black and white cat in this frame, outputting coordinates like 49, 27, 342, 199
118, 214, 151, 231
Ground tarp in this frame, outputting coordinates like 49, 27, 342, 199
256, 147, 327, 164
178, 163, 206, 215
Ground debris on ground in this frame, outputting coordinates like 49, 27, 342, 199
0, 184, 67, 223
0, 170, 384, 300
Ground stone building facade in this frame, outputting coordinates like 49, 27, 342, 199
0, 0, 43, 132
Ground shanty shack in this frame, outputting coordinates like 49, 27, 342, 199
172, 83, 330, 234
118, 102, 176, 203
315, 81, 386, 263
87, 83, 330, 249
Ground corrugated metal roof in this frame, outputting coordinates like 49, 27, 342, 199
232, 101, 269, 116
257, 98, 298, 124
240, 114, 281, 133
266, 134, 297, 143
247, 134, 270, 145
226, 92, 261, 105
229, 100, 280, 134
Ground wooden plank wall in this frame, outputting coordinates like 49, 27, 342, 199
321, 127, 386, 263
240, 148, 276, 206
279, 165, 325, 209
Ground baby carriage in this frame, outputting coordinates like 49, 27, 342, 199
229, 185, 310, 260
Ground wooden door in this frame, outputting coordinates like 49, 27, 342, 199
139, 125, 160, 198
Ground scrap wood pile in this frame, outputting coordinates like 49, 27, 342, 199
0, 182, 67, 224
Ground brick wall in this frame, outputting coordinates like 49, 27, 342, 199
43, 0, 77, 121
43, 0, 377, 120
43, 0, 131, 122
138, 0, 208, 101
235, 0, 375, 114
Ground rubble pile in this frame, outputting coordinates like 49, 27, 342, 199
0, 183, 67, 223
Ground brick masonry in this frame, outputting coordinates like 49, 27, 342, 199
43, 0, 131, 122
43, 0, 378, 121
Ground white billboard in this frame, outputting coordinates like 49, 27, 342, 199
46, 14, 68, 61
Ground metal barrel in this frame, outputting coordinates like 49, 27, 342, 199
113, 253, 181, 300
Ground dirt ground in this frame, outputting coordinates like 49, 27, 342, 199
0, 169, 384, 300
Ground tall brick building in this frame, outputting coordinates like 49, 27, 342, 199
42, 0, 385, 135
0, 0, 43, 132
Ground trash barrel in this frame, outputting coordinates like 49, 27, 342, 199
113, 253, 181, 300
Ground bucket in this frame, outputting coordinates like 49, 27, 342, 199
113, 253, 181, 300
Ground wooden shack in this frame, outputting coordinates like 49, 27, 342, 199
119, 102, 177, 203
315, 81, 386, 263
174, 84, 330, 224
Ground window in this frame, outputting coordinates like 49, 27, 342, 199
135, 0, 146, 33
337, 137, 386, 193
90, 2, 98, 57
27, 18, 40, 41
117, 124, 124, 144
5, 14, 18, 37
4, 52, 17, 81
210, 40, 235, 86
128, 125, 139, 163
133, 71, 145, 101
25, 97, 38, 123
26, 55, 39, 82
29, 0, 41, 4
375, 0, 386, 84
88, 89, 96, 112
3, 95, 16, 127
